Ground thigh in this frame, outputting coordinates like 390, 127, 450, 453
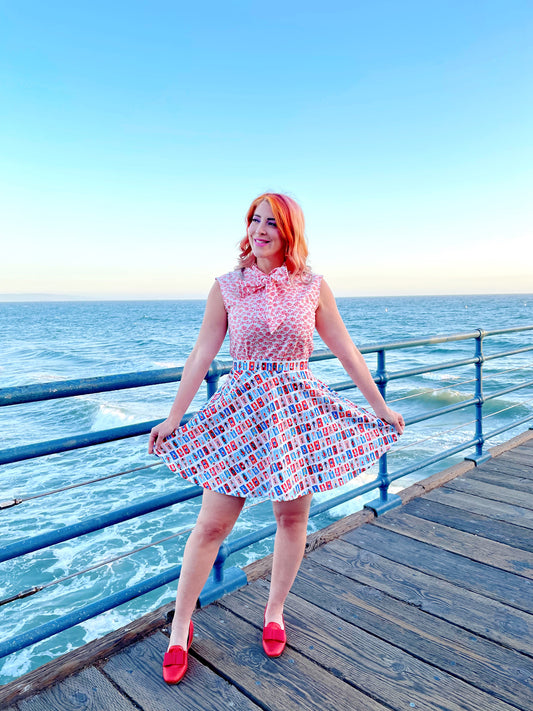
196, 489, 246, 529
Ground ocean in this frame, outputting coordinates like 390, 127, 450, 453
1, 294, 532, 682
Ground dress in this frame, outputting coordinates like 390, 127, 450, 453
154, 263, 398, 501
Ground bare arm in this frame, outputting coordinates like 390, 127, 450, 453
149, 281, 228, 452
315, 279, 404, 434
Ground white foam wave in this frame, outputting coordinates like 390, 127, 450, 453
91, 404, 137, 431
0, 646, 34, 679
80, 609, 134, 643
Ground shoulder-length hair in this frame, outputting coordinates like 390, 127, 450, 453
237, 193, 310, 278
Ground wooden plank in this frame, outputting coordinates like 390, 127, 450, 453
103, 631, 261, 711
465, 467, 533, 494
373, 509, 533, 579
0, 601, 174, 708
491, 444, 533, 460
501, 443, 533, 457
218, 579, 518, 711
343, 524, 533, 613
16, 666, 137, 711
308, 538, 533, 656
402, 497, 533, 552
483, 459, 533, 480
488, 431, 533, 456
245, 511, 377, 582
425, 488, 533, 529
192, 602, 388, 711
497, 450, 533, 467
289, 561, 533, 710
481, 450, 530, 469
485, 454, 533, 473
508, 442, 533, 455
444, 476, 533, 510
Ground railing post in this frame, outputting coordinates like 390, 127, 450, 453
364, 349, 402, 516
197, 543, 247, 607
205, 360, 222, 399
465, 329, 491, 465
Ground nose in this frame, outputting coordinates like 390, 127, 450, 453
258, 220, 267, 234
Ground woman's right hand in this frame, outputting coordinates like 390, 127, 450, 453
148, 418, 179, 454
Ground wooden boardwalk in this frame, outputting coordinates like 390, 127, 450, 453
2, 433, 533, 710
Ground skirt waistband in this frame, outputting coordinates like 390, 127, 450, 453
232, 359, 309, 373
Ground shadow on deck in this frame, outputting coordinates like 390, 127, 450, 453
2, 432, 533, 711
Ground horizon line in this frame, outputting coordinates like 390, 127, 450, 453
1, 291, 532, 303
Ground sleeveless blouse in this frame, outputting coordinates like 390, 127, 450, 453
216, 264, 321, 361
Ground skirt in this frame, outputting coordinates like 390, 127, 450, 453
154, 359, 398, 501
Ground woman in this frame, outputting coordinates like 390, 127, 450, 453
149, 192, 404, 684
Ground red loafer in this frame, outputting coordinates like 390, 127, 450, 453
163, 620, 194, 684
262, 610, 286, 657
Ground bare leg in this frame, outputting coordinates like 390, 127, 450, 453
265, 493, 313, 627
169, 489, 245, 648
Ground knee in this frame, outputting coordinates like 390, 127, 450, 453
194, 517, 233, 545
274, 509, 308, 532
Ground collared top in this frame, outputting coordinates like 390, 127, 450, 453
216, 264, 322, 361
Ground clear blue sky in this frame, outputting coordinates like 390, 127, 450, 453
1, 0, 532, 298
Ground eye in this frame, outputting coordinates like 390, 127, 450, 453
267, 220, 277, 227
251, 217, 260, 223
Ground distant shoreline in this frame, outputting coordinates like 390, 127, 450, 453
1, 292, 532, 303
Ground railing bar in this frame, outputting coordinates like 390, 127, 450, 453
484, 345, 533, 361
484, 364, 531, 377
386, 348, 532, 384
0, 564, 185, 660
0, 530, 193, 607
482, 324, 533, 337
44, 526, 194, 584
406, 397, 479, 425
2, 328, 531, 408
387, 378, 477, 404
391, 419, 478, 453
19, 461, 165, 503
388, 437, 480, 484
0, 486, 204, 564
0, 499, 265, 608
0, 420, 163, 466
385, 358, 478, 381
483, 379, 533, 402
483, 414, 533, 440
483, 397, 533, 420
0, 360, 233, 407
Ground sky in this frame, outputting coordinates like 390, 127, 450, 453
1, 0, 532, 299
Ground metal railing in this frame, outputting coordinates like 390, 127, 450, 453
1, 325, 532, 664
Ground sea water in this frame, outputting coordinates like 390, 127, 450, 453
1, 294, 532, 682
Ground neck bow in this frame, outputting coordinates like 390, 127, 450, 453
237, 264, 291, 334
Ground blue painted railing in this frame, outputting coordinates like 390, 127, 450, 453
1, 325, 532, 663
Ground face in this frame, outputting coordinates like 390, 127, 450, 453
247, 200, 285, 266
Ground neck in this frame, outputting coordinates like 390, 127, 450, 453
255, 256, 285, 274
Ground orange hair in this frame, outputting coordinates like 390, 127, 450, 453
237, 193, 310, 278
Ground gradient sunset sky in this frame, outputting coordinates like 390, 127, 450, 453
1, 1, 532, 298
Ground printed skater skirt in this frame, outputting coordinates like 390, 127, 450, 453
154, 359, 398, 501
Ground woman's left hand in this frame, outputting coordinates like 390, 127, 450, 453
374, 406, 405, 435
